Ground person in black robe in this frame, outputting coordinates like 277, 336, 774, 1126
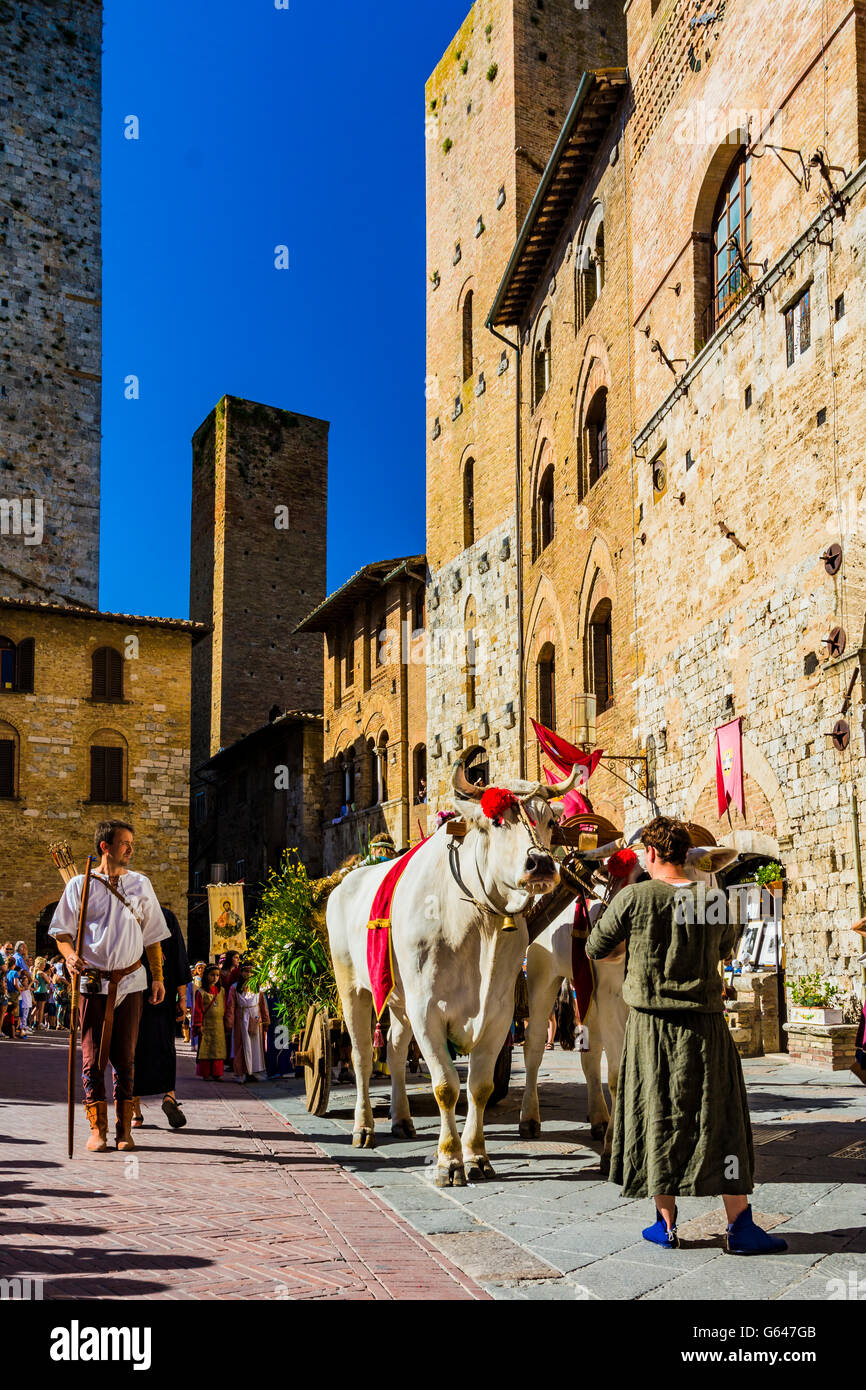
132, 907, 192, 1129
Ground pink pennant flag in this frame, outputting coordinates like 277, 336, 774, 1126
716, 718, 744, 817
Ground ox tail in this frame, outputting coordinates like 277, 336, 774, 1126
555, 978, 576, 1051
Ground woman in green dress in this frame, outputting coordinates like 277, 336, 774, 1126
587, 816, 787, 1255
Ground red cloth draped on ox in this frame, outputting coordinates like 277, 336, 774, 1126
366, 839, 428, 1019
571, 889, 596, 1023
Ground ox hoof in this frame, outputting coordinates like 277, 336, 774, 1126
518, 1118, 541, 1139
599, 1153, 611, 1177
391, 1119, 416, 1139
589, 1122, 608, 1141
435, 1161, 467, 1188
352, 1127, 375, 1149
466, 1157, 496, 1182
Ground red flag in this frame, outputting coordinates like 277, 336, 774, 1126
532, 718, 603, 779
716, 718, 744, 817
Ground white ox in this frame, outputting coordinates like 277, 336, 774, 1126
327, 757, 581, 1186
519, 839, 738, 1169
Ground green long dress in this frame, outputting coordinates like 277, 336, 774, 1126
587, 880, 754, 1199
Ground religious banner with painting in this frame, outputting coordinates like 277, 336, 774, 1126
207, 883, 247, 958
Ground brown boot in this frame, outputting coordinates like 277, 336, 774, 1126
85, 1101, 109, 1153
115, 1099, 136, 1151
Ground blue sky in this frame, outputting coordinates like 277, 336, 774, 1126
100, 0, 471, 619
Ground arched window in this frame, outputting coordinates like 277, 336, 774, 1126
344, 746, 356, 806
377, 732, 389, 802
537, 643, 556, 729
366, 739, 378, 808
462, 289, 474, 381
464, 597, 477, 713
533, 319, 552, 407
577, 210, 604, 326
463, 458, 475, 549
412, 587, 425, 634
464, 745, 489, 786
0, 636, 34, 694
0, 638, 14, 693
413, 745, 427, 803
0, 719, 19, 798
536, 464, 555, 555
89, 729, 127, 803
588, 598, 613, 711
92, 646, 123, 702
583, 387, 609, 494
373, 602, 386, 668
710, 151, 752, 335
335, 752, 346, 812
594, 221, 605, 294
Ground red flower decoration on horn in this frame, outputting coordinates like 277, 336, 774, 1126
606, 848, 638, 880
480, 787, 519, 825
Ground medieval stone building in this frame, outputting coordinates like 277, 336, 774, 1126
0, 597, 205, 953
296, 555, 428, 873
428, 0, 866, 998
0, 0, 102, 607
188, 396, 329, 907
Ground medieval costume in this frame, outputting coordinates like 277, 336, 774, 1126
132, 908, 192, 1127
49, 869, 169, 1151
587, 880, 754, 1200
192, 978, 227, 1078
225, 980, 269, 1079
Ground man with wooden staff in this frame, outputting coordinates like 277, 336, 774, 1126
49, 820, 170, 1154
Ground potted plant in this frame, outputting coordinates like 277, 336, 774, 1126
788, 971, 845, 1025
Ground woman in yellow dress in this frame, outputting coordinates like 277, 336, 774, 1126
192, 964, 227, 1080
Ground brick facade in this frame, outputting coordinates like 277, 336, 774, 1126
0, 598, 203, 953
425, 0, 628, 809
0, 0, 102, 606
297, 557, 427, 873
189, 396, 328, 769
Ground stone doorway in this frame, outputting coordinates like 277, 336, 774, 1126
717, 851, 786, 1055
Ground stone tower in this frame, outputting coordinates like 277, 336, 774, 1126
424, 0, 627, 801
190, 396, 328, 768
0, 1, 102, 607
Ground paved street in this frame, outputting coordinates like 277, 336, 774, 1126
262, 1046, 866, 1301
4, 1031, 865, 1302
0, 1031, 485, 1300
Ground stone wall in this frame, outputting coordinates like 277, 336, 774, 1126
190, 396, 328, 768
0, 0, 102, 606
625, 0, 866, 992
0, 600, 199, 951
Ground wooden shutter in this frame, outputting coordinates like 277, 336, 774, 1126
91, 745, 124, 802
15, 638, 34, 693
0, 739, 15, 797
92, 647, 123, 700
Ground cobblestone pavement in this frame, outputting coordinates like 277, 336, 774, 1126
0, 1031, 486, 1300
260, 1047, 866, 1301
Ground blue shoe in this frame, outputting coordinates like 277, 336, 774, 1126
642, 1204, 679, 1248
726, 1205, 788, 1255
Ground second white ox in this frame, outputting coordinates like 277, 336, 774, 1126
519, 840, 738, 1169
327, 756, 581, 1186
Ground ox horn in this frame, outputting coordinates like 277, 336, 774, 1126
532, 764, 583, 801
451, 755, 485, 800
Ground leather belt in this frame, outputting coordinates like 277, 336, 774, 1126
83, 962, 142, 1072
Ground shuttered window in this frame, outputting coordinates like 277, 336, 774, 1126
90, 745, 124, 802
92, 647, 123, 701
0, 739, 14, 797
15, 638, 34, 693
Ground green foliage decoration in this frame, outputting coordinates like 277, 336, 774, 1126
487, 63, 498, 82
247, 849, 338, 1035
789, 971, 844, 1008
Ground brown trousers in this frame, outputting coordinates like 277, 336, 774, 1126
80, 989, 143, 1104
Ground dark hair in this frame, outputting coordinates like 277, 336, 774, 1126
95, 819, 134, 855
640, 816, 691, 866
202, 964, 221, 988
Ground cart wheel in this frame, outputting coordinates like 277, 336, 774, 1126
294, 1005, 332, 1115
488, 1034, 513, 1106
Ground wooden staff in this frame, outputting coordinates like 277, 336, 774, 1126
67, 855, 95, 1160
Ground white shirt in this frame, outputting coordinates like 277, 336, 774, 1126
49, 870, 170, 1003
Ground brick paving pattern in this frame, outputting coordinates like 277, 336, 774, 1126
0, 1032, 486, 1301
